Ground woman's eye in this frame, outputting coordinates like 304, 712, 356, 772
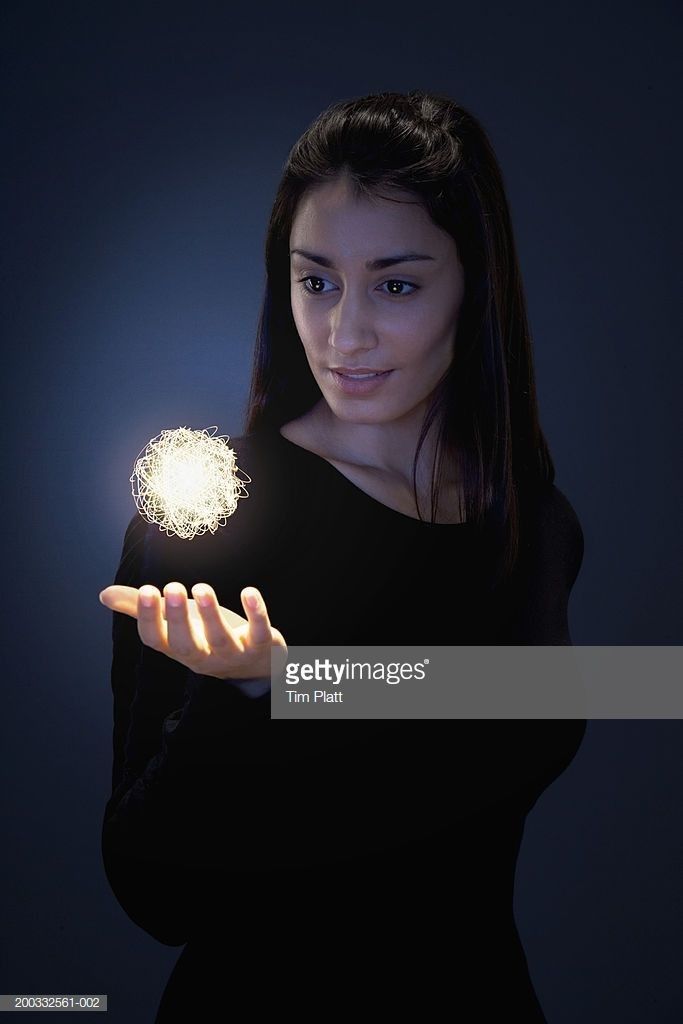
297, 275, 333, 295
381, 279, 419, 296
296, 276, 419, 297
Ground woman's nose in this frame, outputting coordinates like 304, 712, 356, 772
328, 293, 378, 354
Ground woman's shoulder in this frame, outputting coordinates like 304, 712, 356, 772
227, 427, 306, 483
526, 478, 582, 530
519, 478, 585, 592
227, 428, 280, 463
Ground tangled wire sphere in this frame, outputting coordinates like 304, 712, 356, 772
130, 426, 250, 540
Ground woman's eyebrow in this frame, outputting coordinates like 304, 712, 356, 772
289, 249, 436, 270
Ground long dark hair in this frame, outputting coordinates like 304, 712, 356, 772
245, 90, 555, 589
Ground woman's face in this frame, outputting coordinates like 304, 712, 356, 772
289, 174, 465, 427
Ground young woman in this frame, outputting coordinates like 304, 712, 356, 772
100, 90, 586, 1022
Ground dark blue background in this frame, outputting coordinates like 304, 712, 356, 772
2, 2, 681, 1021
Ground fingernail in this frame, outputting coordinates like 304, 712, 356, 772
246, 593, 259, 611
165, 593, 183, 607
140, 593, 154, 607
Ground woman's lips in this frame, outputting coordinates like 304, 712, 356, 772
329, 369, 394, 395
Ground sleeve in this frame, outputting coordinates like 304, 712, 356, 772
223, 677, 271, 698
498, 483, 585, 645
101, 512, 271, 947
437, 482, 586, 814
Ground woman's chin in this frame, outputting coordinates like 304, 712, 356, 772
324, 401, 395, 425
320, 391, 429, 429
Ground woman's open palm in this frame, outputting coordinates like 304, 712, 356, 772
99, 582, 286, 680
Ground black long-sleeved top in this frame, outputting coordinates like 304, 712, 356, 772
102, 428, 586, 1021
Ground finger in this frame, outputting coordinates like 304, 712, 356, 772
191, 584, 241, 653
240, 587, 272, 647
136, 586, 167, 650
99, 585, 140, 617
164, 582, 207, 656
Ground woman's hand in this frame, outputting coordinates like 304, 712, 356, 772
99, 582, 286, 681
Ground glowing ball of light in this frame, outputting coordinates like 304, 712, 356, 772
130, 426, 249, 540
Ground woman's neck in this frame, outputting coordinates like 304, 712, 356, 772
285, 401, 456, 491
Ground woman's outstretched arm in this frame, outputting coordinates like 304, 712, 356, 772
101, 513, 273, 945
